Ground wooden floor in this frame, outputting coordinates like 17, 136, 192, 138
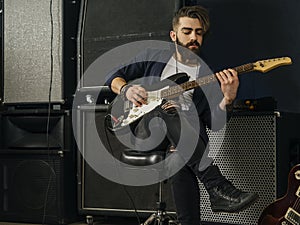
0, 219, 226, 225
0, 216, 140, 225
0, 221, 137, 225
0, 215, 225, 225
0, 222, 91, 225
0, 223, 87, 225
0, 222, 137, 225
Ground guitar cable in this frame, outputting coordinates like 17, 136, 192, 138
43, 0, 55, 224
103, 114, 141, 225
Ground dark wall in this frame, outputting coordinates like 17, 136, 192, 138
187, 0, 300, 112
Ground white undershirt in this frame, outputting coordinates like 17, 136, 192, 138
161, 56, 200, 110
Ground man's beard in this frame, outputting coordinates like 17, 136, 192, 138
176, 39, 201, 61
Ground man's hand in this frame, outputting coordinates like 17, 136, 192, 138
111, 77, 148, 107
126, 85, 148, 107
215, 68, 239, 110
161, 100, 180, 114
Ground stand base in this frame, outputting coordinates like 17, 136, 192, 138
141, 210, 179, 225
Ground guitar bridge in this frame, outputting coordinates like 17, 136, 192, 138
285, 207, 300, 225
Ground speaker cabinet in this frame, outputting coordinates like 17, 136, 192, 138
2, 0, 80, 105
76, 105, 176, 217
0, 110, 78, 224
3, 0, 63, 103
199, 111, 300, 225
78, 0, 183, 89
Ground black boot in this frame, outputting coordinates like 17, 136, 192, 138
198, 164, 258, 213
207, 180, 259, 213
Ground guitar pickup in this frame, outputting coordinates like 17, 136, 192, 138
285, 207, 300, 225
124, 100, 132, 112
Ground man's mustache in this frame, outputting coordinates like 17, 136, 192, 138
186, 41, 201, 48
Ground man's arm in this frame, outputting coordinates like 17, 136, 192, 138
111, 77, 127, 94
215, 68, 239, 111
111, 77, 148, 107
200, 68, 239, 131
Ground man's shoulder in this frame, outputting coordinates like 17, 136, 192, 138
138, 44, 174, 63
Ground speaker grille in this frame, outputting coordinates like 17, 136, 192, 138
0, 152, 79, 224
12, 159, 57, 211
200, 113, 277, 225
3, 0, 63, 103
0, 155, 61, 219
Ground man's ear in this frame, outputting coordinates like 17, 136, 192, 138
170, 30, 177, 42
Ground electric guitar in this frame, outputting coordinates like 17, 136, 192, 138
107, 57, 292, 132
258, 164, 300, 225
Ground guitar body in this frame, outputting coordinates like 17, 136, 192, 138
258, 164, 300, 225
259, 201, 292, 225
106, 73, 189, 132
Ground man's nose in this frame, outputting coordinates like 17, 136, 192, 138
189, 32, 197, 41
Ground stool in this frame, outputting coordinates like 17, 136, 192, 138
121, 149, 178, 225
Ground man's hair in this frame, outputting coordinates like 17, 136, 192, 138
172, 5, 210, 34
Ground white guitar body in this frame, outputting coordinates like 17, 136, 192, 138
120, 87, 169, 126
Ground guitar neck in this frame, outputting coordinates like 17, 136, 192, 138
161, 63, 254, 98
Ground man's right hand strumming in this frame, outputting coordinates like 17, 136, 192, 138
125, 85, 148, 107
111, 77, 148, 107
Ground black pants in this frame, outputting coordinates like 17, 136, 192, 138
134, 107, 226, 225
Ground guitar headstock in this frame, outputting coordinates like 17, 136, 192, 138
253, 57, 292, 73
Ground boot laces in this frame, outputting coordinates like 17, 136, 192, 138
218, 181, 242, 198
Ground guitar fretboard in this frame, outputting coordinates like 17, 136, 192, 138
161, 63, 254, 98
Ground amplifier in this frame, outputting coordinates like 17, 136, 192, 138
76, 105, 176, 219
0, 110, 78, 224
200, 111, 300, 225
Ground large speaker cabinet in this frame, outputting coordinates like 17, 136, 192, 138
77, 0, 183, 89
200, 111, 300, 225
2, 0, 80, 105
0, 110, 78, 224
76, 105, 176, 219
3, 0, 63, 103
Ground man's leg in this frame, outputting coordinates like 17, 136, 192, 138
159, 109, 259, 214
134, 108, 258, 214
196, 164, 259, 213
170, 165, 200, 225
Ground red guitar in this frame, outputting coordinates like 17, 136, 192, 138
258, 164, 300, 225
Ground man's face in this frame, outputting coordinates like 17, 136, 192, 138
170, 17, 204, 56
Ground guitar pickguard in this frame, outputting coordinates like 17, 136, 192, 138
120, 88, 167, 127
